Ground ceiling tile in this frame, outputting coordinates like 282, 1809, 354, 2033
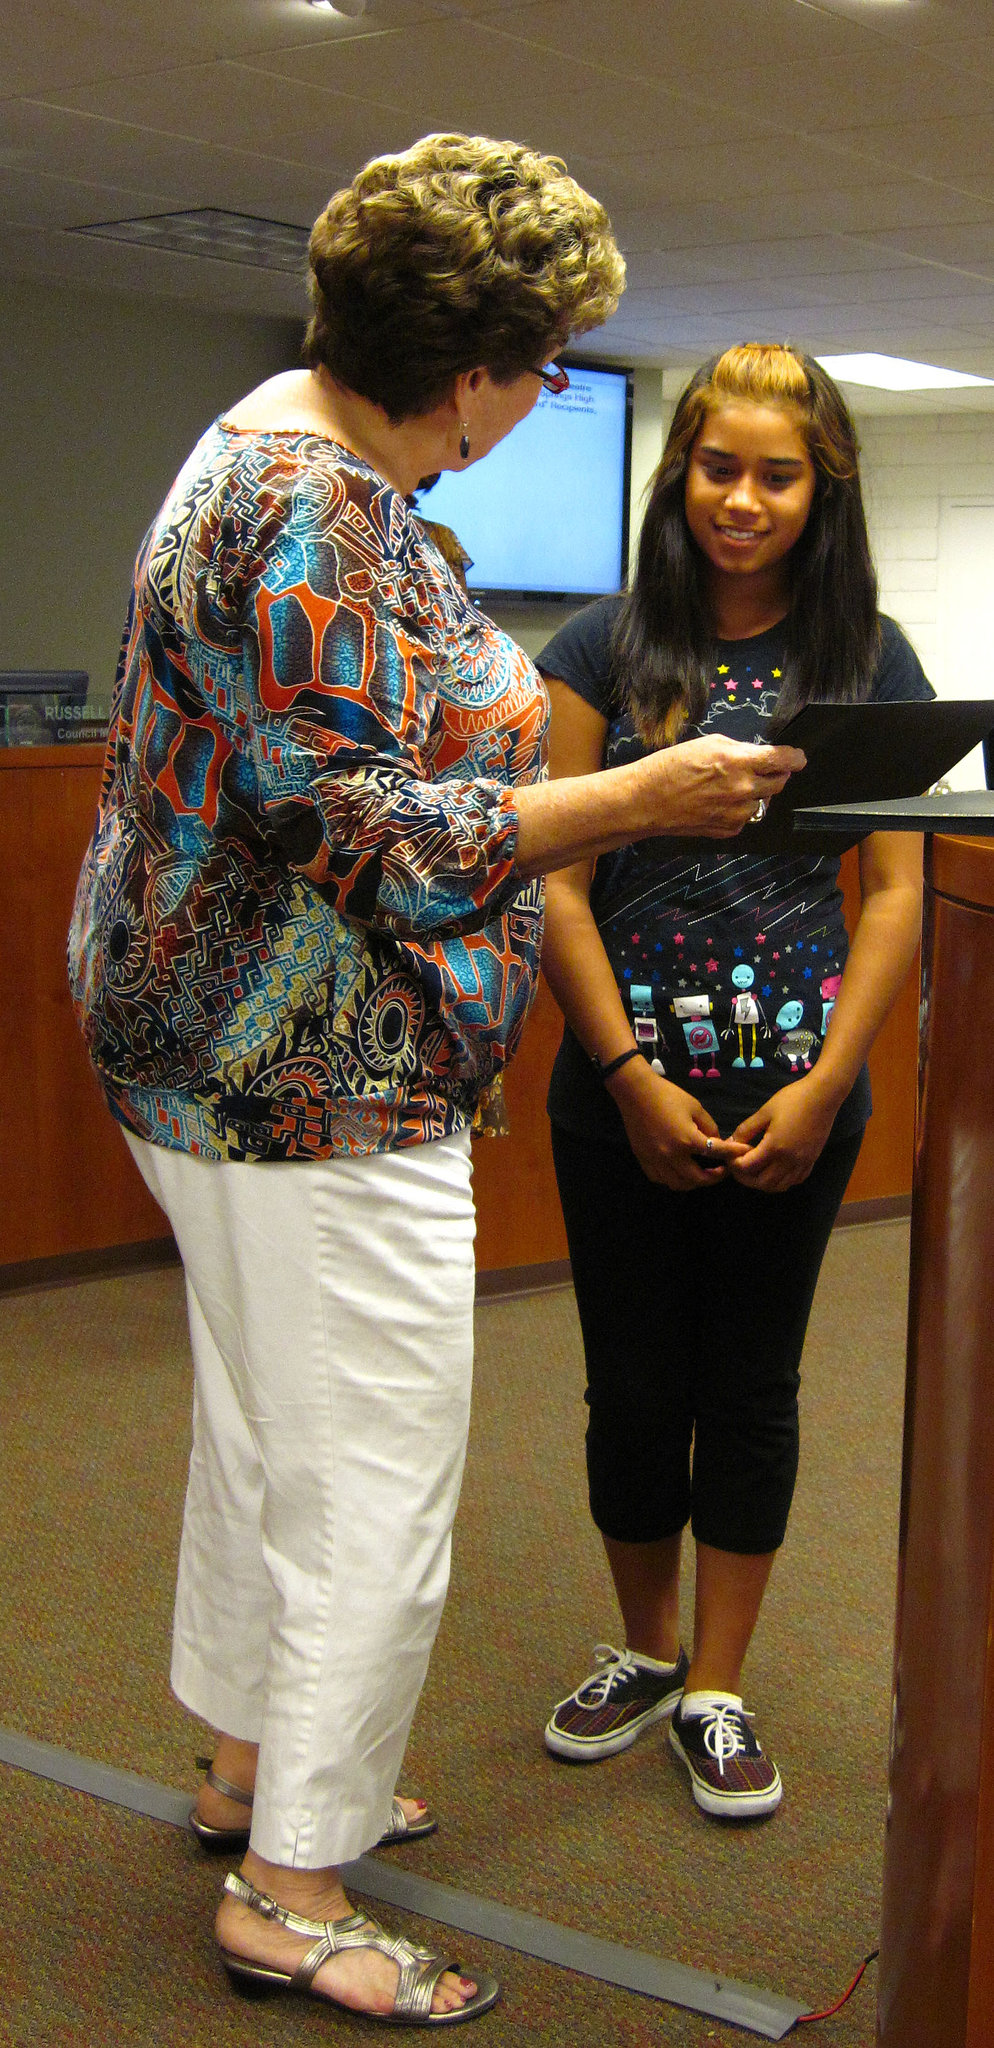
0, 103, 340, 223
0, 218, 306, 316
808, 0, 994, 49
718, 48, 993, 128
622, 238, 923, 288
860, 221, 994, 283
5, 0, 994, 378
484, 0, 903, 81
567, 133, 890, 217
829, 112, 994, 197
34, 64, 412, 166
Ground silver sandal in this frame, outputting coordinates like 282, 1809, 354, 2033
219, 1871, 499, 2025
190, 1759, 436, 1853
377, 1795, 438, 1845
188, 1760, 253, 1850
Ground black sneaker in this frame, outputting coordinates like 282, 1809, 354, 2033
669, 1690, 782, 1817
544, 1642, 689, 1760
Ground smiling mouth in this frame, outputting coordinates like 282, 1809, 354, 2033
716, 525, 766, 541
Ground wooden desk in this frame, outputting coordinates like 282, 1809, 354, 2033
876, 833, 994, 2048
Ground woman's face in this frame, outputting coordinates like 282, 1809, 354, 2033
684, 400, 817, 584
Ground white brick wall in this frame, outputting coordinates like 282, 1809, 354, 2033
860, 412, 994, 781
861, 413, 994, 678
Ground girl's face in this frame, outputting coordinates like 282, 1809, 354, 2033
684, 400, 817, 585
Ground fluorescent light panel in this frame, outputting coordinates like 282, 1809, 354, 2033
818, 352, 994, 391
72, 209, 309, 275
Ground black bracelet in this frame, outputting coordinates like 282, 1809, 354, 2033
592, 1046, 642, 1082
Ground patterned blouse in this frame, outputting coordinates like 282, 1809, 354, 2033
69, 423, 548, 1162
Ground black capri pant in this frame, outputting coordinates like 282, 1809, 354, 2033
550, 1121, 864, 1555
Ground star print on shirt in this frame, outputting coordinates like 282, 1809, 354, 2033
772, 667, 782, 678
716, 665, 729, 676
706, 959, 719, 974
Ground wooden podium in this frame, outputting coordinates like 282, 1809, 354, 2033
799, 796, 994, 2048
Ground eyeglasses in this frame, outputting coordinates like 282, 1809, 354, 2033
535, 362, 570, 394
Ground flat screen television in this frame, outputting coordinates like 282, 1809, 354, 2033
417, 358, 634, 604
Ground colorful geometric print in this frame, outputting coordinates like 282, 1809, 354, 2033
69, 423, 547, 1161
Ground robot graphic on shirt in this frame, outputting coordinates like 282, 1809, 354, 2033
724, 964, 768, 1068
821, 972, 842, 1034
629, 983, 666, 1074
671, 992, 721, 1080
774, 998, 818, 1072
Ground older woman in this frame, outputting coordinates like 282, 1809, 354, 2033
69, 135, 802, 2026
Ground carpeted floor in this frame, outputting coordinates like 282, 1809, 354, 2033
0, 1218, 910, 2046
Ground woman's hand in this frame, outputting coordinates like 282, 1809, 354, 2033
727, 1076, 841, 1193
514, 681, 805, 879
607, 1058, 750, 1190
637, 734, 806, 840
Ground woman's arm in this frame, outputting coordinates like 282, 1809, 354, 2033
541, 680, 751, 1190
729, 829, 924, 1191
514, 724, 803, 880
247, 489, 803, 943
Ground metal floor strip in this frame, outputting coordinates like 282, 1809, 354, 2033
0, 1724, 804, 2040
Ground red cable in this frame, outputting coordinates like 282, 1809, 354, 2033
794, 1949, 878, 2025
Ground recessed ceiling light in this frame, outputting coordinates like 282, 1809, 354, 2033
308, 0, 367, 15
71, 208, 309, 275
817, 353, 994, 391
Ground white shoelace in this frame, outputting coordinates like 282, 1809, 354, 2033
695, 1701, 755, 1775
577, 1643, 639, 1709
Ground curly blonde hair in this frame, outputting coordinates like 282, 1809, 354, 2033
303, 132, 626, 421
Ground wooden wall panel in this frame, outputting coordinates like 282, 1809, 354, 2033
0, 749, 170, 1265
471, 973, 568, 1274
839, 844, 921, 1208
877, 841, 994, 2048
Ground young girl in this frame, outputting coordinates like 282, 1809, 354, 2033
537, 344, 931, 1819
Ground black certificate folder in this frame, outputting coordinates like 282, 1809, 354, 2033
749, 699, 994, 853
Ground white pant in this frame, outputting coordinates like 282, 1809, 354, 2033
125, 1129, 475, 1867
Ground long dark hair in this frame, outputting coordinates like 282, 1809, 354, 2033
613, 344, 880, 744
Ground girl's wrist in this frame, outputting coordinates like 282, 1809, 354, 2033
591, 1045, 641, 1083
797, 1061, 853, 1113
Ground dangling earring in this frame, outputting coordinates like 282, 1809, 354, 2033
459, 424, 470, 461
